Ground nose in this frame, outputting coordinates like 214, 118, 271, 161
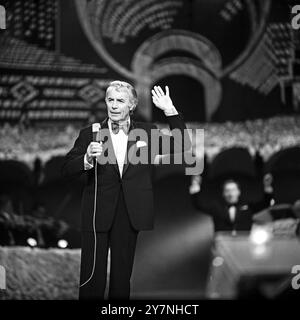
111, 101, 118, 109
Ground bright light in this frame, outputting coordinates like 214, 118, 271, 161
250, 226, 272, 245
252, 244, 268, 257
58, 239, 68, 249
27, 238, 37, 247
212, 256, 224, 267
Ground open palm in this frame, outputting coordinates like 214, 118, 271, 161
151, 86, 174, 112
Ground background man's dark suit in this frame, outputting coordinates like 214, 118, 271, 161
191, 192, 273, 232
62, 114, 190, 299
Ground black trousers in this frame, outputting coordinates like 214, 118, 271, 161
79, 190, 138, 300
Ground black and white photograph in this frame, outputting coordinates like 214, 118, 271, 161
0, 0, 300, 310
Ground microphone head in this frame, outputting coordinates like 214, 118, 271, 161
92, 123, 101, 133
92, 123, 101, 142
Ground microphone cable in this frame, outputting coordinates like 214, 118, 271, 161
80, 123, 100, 287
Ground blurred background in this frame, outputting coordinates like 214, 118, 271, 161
0, 0, 300, 300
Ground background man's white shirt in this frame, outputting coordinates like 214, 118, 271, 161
228, 205, 237, 223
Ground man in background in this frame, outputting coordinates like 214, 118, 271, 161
189, 174, 274, 233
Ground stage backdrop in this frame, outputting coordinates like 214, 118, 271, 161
0, 0, 297, 124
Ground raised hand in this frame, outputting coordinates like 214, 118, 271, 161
189, 175, 202, 194
151, 85, 175, 113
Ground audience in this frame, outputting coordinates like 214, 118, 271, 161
0, 116, 299, 244
0, 195, 70, 247
1, 116, 300, 166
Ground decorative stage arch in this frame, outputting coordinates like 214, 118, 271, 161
74, 0, 276, 121
132, 30, 222, 120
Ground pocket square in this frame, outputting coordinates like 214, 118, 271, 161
136, 140, 147, 148
240, 205, 249, 210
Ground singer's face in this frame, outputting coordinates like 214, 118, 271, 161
106, 88, 133, 122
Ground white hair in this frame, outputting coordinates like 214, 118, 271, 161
106, 80, 138, 112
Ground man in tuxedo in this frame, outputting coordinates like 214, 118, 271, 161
62, 81, 191, 300
189, 175, 274, 234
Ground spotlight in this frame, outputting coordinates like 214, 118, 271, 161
212, 256, 224, 267
58, 239, 68, 249
250, 225, 272, 246
27, 238, 37, 248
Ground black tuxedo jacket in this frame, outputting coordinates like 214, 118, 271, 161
62, 114, 191, 232
191, 192, 273, 232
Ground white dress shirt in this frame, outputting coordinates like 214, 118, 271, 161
84, 119, 129, 177
228, 205, 237, 223
84, 108, 178, 173
108, 119, 129, 176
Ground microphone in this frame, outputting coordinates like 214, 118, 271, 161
92, 122, 101, 166
81, 122, 101, 288
92, 123, 101, 142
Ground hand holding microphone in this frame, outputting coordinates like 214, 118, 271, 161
86, 123, 103, 164
86, 142, 103, 164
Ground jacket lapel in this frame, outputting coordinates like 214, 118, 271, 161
122, 120, 138, 177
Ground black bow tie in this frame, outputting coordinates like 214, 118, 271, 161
111, 121, 130, 135
226, 203, 238, 209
